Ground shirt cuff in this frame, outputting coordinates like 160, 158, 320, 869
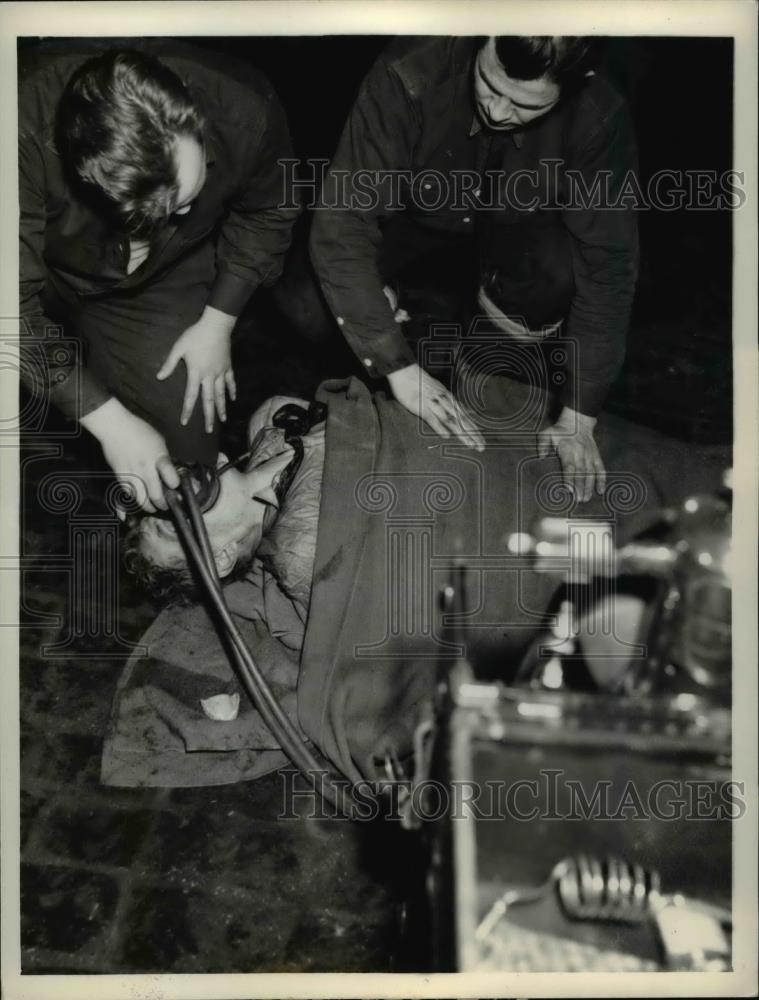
208, 269, 259, 318
48, 366, 113, 422
343, 327, 416, 379
558, 376, 609, 418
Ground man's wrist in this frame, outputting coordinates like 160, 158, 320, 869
387, 362, 419, 385
80, 396, 127, 441
556, 405, 597, 432
201, 304, 237, 335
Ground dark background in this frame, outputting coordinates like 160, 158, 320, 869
19, 34, 735, 443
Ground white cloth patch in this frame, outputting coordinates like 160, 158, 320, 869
200, 693, 240, 721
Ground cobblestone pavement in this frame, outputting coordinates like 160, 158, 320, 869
17, 312, 407, 975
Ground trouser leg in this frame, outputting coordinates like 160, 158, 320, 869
73, 240, 221, 465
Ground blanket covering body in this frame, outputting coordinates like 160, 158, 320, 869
102, 376, 729, 787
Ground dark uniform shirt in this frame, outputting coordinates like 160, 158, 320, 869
19, 39, 300, 421
310, 36, 639, 416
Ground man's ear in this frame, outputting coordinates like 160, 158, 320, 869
214, 542, 238, 578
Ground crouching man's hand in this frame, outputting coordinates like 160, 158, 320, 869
157, 305, 237, 432
537, 407, 606, 503
388, 363, 485, 452
81, 398, 180, 515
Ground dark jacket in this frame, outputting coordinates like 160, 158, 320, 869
310, 36, 639, 416
19, 39, 300, 420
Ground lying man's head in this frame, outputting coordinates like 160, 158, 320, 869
123, 448, 294, 604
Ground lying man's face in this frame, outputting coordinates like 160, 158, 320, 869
133, 448, 294, 580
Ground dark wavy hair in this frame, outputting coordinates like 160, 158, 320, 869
121, 514, 254, 607
57, 48, 204, 238
491, 36, 600, 91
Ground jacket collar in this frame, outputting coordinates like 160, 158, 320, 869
469, 114, 524, 149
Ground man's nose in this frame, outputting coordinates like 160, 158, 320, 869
489, 97, 514, 124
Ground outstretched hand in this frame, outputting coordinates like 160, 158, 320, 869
537, 407, 606, 503
388, 363, 485, 451
156, 305, 237, 433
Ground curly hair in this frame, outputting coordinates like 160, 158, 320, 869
121, 514, 255, 607
121, 514, 194, 605
57, 48, 205, 238
491, 36, 600, 91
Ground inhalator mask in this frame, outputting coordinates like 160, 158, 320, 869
153, 400, 326, 522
